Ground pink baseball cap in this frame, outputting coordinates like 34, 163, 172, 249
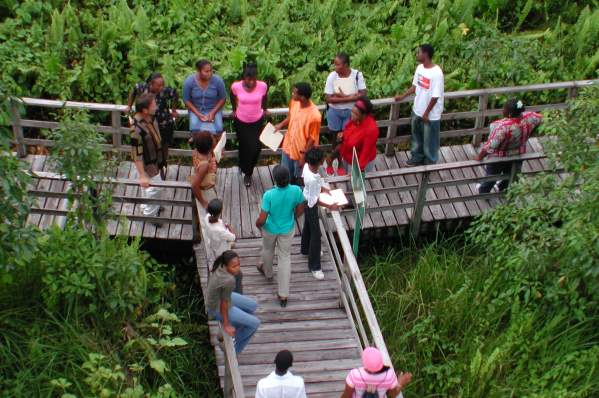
362, 347, 384, 373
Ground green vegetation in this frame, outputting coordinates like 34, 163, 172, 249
0, 116, 219, 397
364, 86, 599, 397
1, 1, 599, 397
1, 1, 598, 107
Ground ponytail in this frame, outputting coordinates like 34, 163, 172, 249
211, 250, 239, 272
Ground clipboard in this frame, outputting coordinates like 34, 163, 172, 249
213, 133, 226, 163
333, 77, 357, 96
259, 122, 284, 151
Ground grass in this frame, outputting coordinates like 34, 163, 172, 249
361, 239, 599, 397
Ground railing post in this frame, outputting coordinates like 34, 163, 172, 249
508, 160, 520, 186
10, 98, 26, 158
410, 170, 429, 237
567, 86, 578, 100
191, 197, 202, 243
111, 110, 122, 151
384, 102, 400, 156
471, 94, 488, 147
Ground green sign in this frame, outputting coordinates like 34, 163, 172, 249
351, 148, 367, 257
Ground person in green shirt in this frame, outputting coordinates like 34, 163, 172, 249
255, 165, 305, 307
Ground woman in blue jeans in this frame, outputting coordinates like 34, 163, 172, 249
206, 250, 260, 353
183, 59, 227, 143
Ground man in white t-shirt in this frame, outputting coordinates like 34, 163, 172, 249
324, 53, 367, 175
395, 44, 444, 165
255, 350, 307, 398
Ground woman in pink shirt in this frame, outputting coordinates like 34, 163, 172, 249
341, 347, 412, 398
231, 63, 269, 187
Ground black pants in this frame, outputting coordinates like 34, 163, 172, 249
234, 118, 263, 176
301, 205, 321, 271
478, 161, 522, 193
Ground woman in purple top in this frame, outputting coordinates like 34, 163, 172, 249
230, 63, 269, 187
183, 59, 227, 141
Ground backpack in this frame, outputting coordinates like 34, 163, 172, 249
358, 368, 388, 398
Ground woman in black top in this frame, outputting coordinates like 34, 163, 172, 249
127, 72, 179, 178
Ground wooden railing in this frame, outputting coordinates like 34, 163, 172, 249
326, 151, 560, 236
320, 205, 404, 396
26, 170, 200, 237
320, 204, 392, 369
9, 79, 596, 159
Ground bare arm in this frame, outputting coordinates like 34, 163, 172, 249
340, 384, 354, 398
386, 372, 413, 397
394, 85, 416, 101
275, 115, 290, 131
191, 163, 210, 208
326, 88, 366, 104
255, 210, 268, 229
421, 97, 439, 122
294, 202, 305, 219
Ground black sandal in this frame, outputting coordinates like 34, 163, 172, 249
277, 295, 288, 308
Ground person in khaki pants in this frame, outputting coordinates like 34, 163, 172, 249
255, 165, 305, 308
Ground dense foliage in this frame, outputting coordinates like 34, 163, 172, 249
0, 116, 219, 397
364, 87, 599, 397
0, 0, 598, 107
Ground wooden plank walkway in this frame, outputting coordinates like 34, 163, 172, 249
23, 137, 550, 240
195, 235, 363, 398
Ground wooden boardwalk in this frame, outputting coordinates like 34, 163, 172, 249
24, 137, 550, 240
194, 234, 362, 398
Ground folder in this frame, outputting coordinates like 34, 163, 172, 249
259, 122, 284, 151
319, 189, 349, 206
333, 78, 358, 96
214, 132, 227, 163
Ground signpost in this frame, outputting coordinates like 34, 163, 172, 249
351, 148, 367, 257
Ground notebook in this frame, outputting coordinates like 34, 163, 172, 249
213, 133, 227, 163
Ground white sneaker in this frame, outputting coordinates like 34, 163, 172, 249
312, 270, 325, 280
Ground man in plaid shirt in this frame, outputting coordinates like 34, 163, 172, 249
475, 99, 543, 193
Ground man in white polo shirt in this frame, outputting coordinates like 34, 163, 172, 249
395, 44, 444, 165
255, 350, 307, 398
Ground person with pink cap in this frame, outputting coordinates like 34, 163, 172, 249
341, 347, 412, 398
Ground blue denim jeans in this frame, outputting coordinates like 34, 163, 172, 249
326, 107, 352, 132
281, 151, 301, 179
410, 112, 440, 165
208, 292, 260, 353
189, 110, 224, 134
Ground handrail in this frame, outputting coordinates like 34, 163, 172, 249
326, 152, 547, 182
13, 79, 597, 113
9, 79, 597, 158
326, 151, 555, 236
324, 207, 393, 366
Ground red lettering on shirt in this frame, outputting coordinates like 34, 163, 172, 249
417, 74, 430, 89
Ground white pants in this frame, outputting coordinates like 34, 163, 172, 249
141, 174, 163, 217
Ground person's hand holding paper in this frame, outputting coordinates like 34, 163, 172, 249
260, 122, 284, 151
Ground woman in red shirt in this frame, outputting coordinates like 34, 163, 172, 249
337, 96, 379, 173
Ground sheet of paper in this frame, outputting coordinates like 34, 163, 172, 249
333, 77, 358, 96
213, 132, 226, 163
259, 122, 284, 151
319, 188, 349, 206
